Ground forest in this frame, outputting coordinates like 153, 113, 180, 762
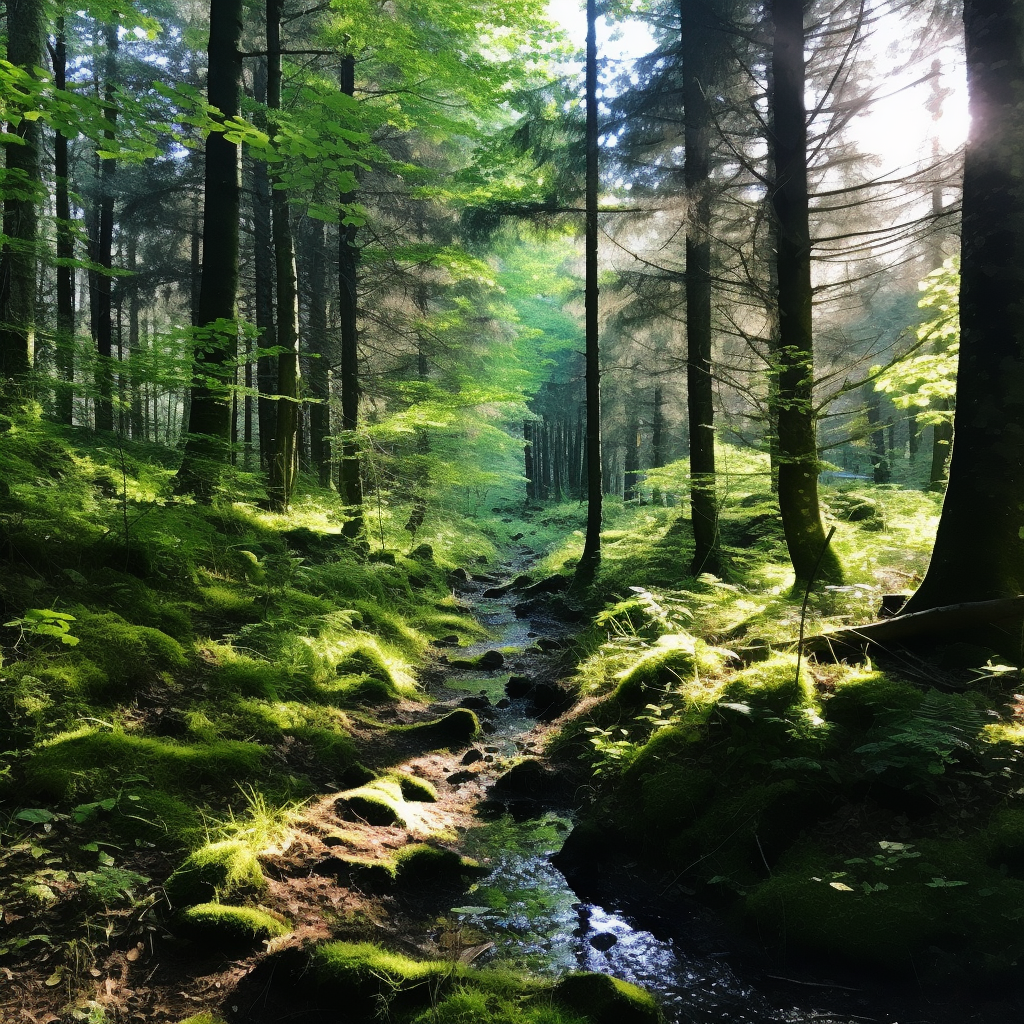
2, 0, 1024, 1020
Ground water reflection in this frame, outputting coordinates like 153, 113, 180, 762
453, 813, 877, 1024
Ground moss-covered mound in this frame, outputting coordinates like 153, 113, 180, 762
393, 843, 487, 887
335, 779, 410, 827
164, 841, 266, 908
177, 903, 291, 946
553, 973, 662, 1024
403, 708, 480, 748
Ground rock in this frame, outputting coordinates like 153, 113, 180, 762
367, 550, 396, 565
447, 770, 479, 786
449, 568, 470, 583
510, 532, 524, 541
589, 932, 618, 951
177, 903, 290, 947
431, 635, 461, 648
495, 698, 512, 709
520, 574, 570, 597
471, 573, 500, 584
528, 681, 574, 720
489, 759, 573, 805
506, 675, 532, 698
459, 695, 491, 711
478, 649, 505, 669
409, 543, 434, 560
536, 637, 562, 652
553, 972, 661, 1024
406, 709, 480, 749
392, 843, 486, 888
461, 747, 484, 765
164, 840, 265, 909
481, 721, 497, 734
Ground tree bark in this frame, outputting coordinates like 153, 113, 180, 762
579, 0, 602, 575
175, 0, 243, 497
524, 420, 535, 501
52, 18, 74, 425
0, 0, 43, 402
266, 0, 301, 510
928, 399, 952, 490
902, 0, 1024, 618
305, 217, 331, 486
251, 58, 277, 471
93, 23, 118, 432
769, 0, 842, 583
866, 384, 890, 483
338, 55, 365, 541
682, 0, 722, 574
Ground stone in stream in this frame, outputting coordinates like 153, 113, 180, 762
553, 972, 660, 1024
536, 636, 563, 652
479, 649, 505, 669
448, 567, 469, 584
458, 695, 491, 711
431, 635, 460, 648
446, 769, 480, 786
505, 675, 532, 698
461, 748, 484, 765
589, 932, 618, 951
488, 758, 574, 806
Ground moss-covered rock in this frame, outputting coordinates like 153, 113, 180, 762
177, 903, 290, 945
72, 609, 187, 688
336, 780, 408, 826
307, 941, 450, 1005
392, 843, 486, 888
719, 654, 813, 717
613, 633, 727, 706
164, 840, 266, 908
405, 708, 480, 748
388, 771, 437, 802
553, 973, 662, 1024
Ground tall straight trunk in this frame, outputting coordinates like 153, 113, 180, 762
865, 384, 890, 483
93, 23, 118, 432
651, 385, 664, 504
769, 0, 842, 583
682, 0, 722, 573
52, 18, 74, 424
903, 0, 1024, 622
305, 218, 331, 486
624, 416, 640, 502
0, 0, 43, 402
251, 59, 277, 470
175, 0, 243, 497
929, 399, 952, 489
579, 0, 602, 573
266, 0, 301, 510
524, 420, 535, 501
553, 417, 564, 502
127, 235, 144, 439
338, 55, 365, 540
908, 413, 920, 461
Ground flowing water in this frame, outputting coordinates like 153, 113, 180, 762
439, 578, 933, 1024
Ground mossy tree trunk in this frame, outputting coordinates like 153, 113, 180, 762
903, 0, 1024, 617
682, 0, 723, 573
579, 0, 602, 577
0, 0, 43, 405
266, 0, 301, 511
768, 0, 842, 584
52, 17, 74, 425
175, 0, 243, 498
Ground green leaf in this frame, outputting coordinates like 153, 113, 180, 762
15, 808, 55, 823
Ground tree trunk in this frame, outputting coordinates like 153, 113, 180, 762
682, 0, 722, 573
251, 58, 277, 471
769, 0, 842, 583
929, 399, 952, 490
624, 416, 640, 502
266, 0, 301, 510
52, 18, 74, 425
579, 0, 602, 574
866, 384, 890, 483
902, 0, 1024, 622
175, 0, 243, 497
93, 23, 118, 432
127, 235, 144, 440
336, 56, 365, 539
524, 420, 535, 501
305, 217, 331, 486
0, 0, 43, 403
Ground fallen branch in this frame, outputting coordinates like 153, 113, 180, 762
803, 595, 1024, 656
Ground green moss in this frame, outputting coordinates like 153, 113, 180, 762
336, 781, 408, 827
638, 766, 715, 836
388, 771, 438, 802
206, 647, 294, 700
720, 654, 813, 716
613, 634, 726, 706
164, 840, 266, 908
393, 843, 486, 887
403, 708, 480, 748
25, 727, 267, 801
410, 989, 588, 1024
553, 973, 662, 1024
177, 1014, 228, 1024
307, 940, 450, 1002
177, 903, 290, 945
323, 674, 402, 705
71, 609, 187, 688
823, 672, 923, 732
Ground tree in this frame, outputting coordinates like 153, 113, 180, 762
768, 0, 843, 583
579, 0, 603, 574
901, 0, 1024, 622
0, 0, 45, 403
174, 0, 244, 498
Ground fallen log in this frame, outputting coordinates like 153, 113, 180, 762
803, 595, 1024, 656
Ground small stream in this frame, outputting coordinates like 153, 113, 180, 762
439, 575, 905, 1024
